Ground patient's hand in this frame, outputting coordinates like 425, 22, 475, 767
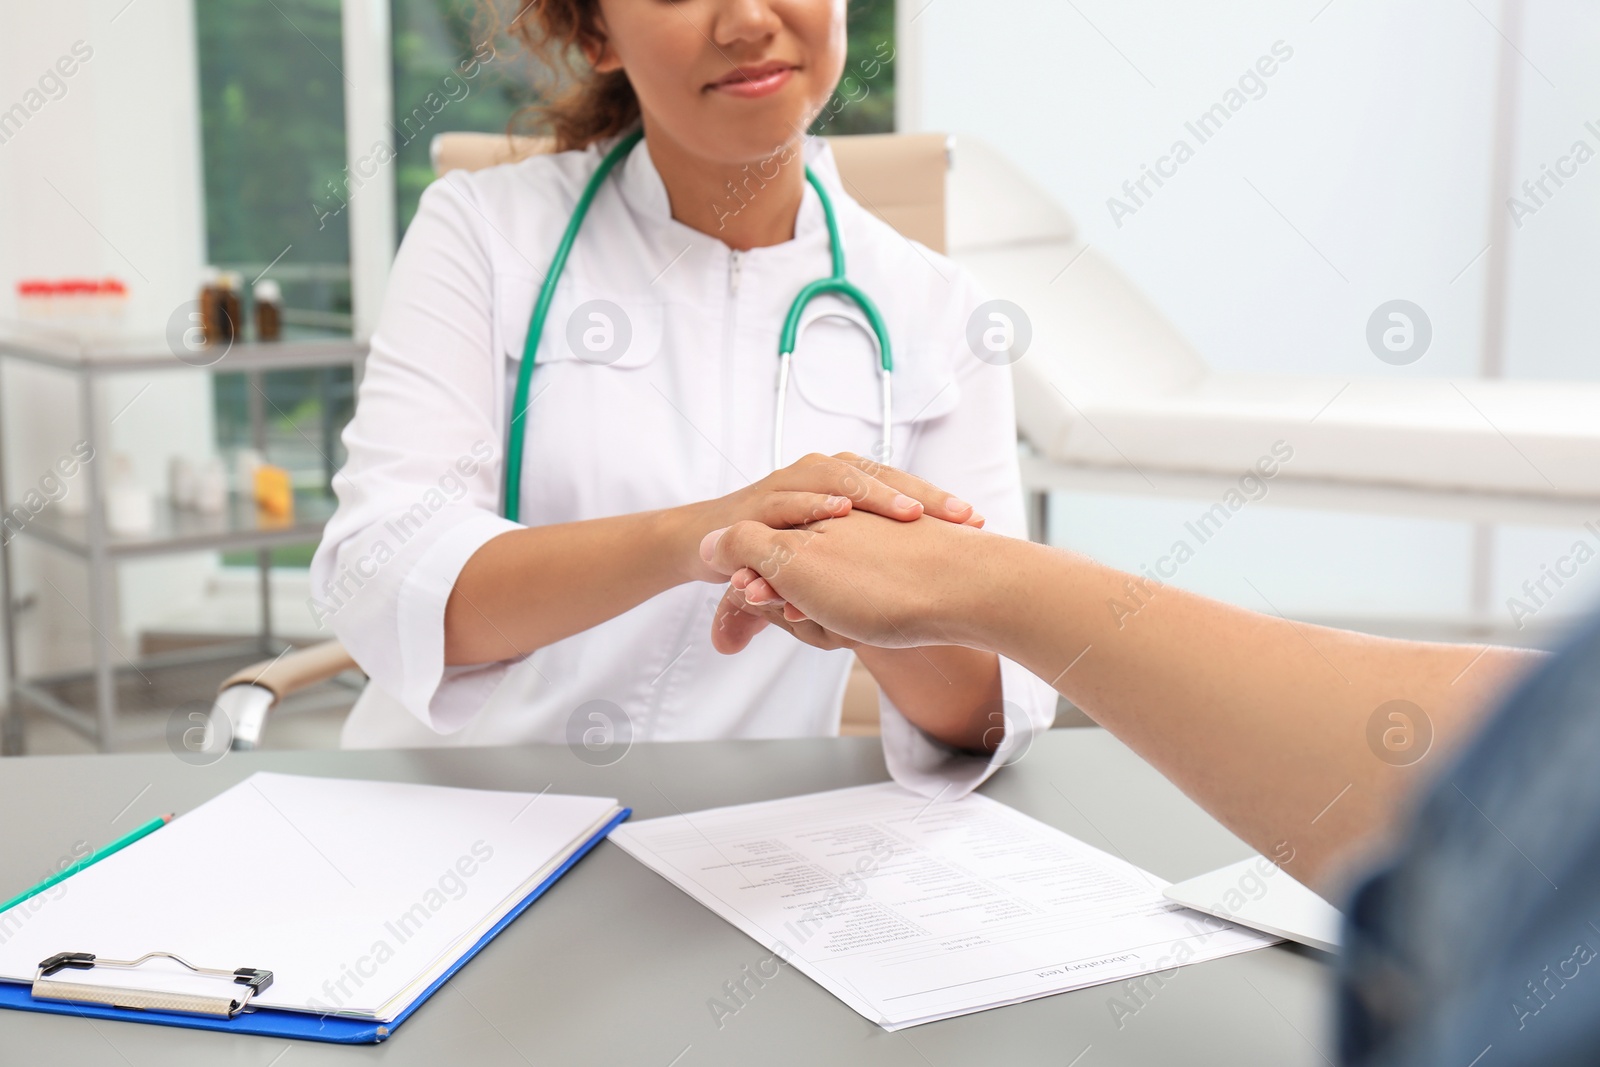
702, 511, 992, 653
678, 453, 983, 584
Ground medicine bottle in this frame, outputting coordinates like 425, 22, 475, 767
254, 278, 282, 341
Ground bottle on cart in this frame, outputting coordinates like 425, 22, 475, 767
214, 271, 242, 344
199, 267, 241, 345
254, 278, 282, 341
194, 458, 228, 514
106, 453, 154, 536
198, 266, 223, 343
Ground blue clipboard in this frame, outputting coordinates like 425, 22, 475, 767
0, 808, 630, 1044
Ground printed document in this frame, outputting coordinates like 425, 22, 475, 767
611, 782, 1276, 1029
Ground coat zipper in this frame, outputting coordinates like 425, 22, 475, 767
724, 248, 744, 478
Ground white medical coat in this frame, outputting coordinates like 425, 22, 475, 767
308, 133, 1056, 797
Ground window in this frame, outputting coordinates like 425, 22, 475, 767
814, 0, 897, 137
391, 0, 538, 234
195, 0, 355, 567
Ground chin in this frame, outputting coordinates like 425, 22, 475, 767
688, 101, 819, 165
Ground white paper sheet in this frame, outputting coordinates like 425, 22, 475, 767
611, 782, 1277, 1029
1164, 857, 1343, 953
0, 773, 621, 1021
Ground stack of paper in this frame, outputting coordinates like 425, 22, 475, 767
0, 773, 623, 1023
611, 783, 1276, 1029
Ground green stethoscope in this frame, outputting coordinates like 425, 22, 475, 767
503, 128, 894, 523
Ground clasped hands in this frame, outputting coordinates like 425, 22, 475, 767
687, 452, 993, 655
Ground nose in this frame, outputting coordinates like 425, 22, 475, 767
711, 0, 783, 50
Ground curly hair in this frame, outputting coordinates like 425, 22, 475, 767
480, 0, 640, 151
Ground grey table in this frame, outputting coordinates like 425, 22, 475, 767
0, 732, 1336, 1065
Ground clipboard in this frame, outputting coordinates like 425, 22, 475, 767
0, 806, 629, 1043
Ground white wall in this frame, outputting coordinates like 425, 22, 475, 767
909, 0, 1600, 638
0, 0, 215, 689
1501, 0, 1600, 381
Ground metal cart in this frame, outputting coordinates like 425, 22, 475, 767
0, 331, 366, 754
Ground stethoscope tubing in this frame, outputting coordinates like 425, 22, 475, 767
504, 127, 894, 522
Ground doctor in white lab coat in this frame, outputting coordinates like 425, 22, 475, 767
308, 0, 1054, 798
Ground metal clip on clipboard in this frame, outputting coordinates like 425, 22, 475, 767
33, 952, 274, 1018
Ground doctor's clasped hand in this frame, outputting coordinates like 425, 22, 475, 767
676, 452, 983, 586
443, 452, 972, 656
705, 511, 983, 653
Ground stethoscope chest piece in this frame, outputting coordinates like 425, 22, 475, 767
773, 309, 893, 471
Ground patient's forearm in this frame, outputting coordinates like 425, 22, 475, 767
960, 539, 1539, 893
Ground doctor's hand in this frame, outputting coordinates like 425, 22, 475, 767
700, 511, 995, 654
711, 564, 862, 655
677, 453, 982, 584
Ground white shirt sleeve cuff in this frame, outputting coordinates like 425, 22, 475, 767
393, 511, 527, 734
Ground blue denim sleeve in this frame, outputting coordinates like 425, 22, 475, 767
1339, 607, 1600, 1067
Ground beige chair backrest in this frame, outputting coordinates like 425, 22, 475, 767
429, 131, 948, 253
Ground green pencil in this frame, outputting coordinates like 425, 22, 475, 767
0, 813, 173, 915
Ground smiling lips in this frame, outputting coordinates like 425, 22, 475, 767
708, 62, 797, 99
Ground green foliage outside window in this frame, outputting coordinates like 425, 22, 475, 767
195, 0, 352, 305
196, 0, 354, 575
